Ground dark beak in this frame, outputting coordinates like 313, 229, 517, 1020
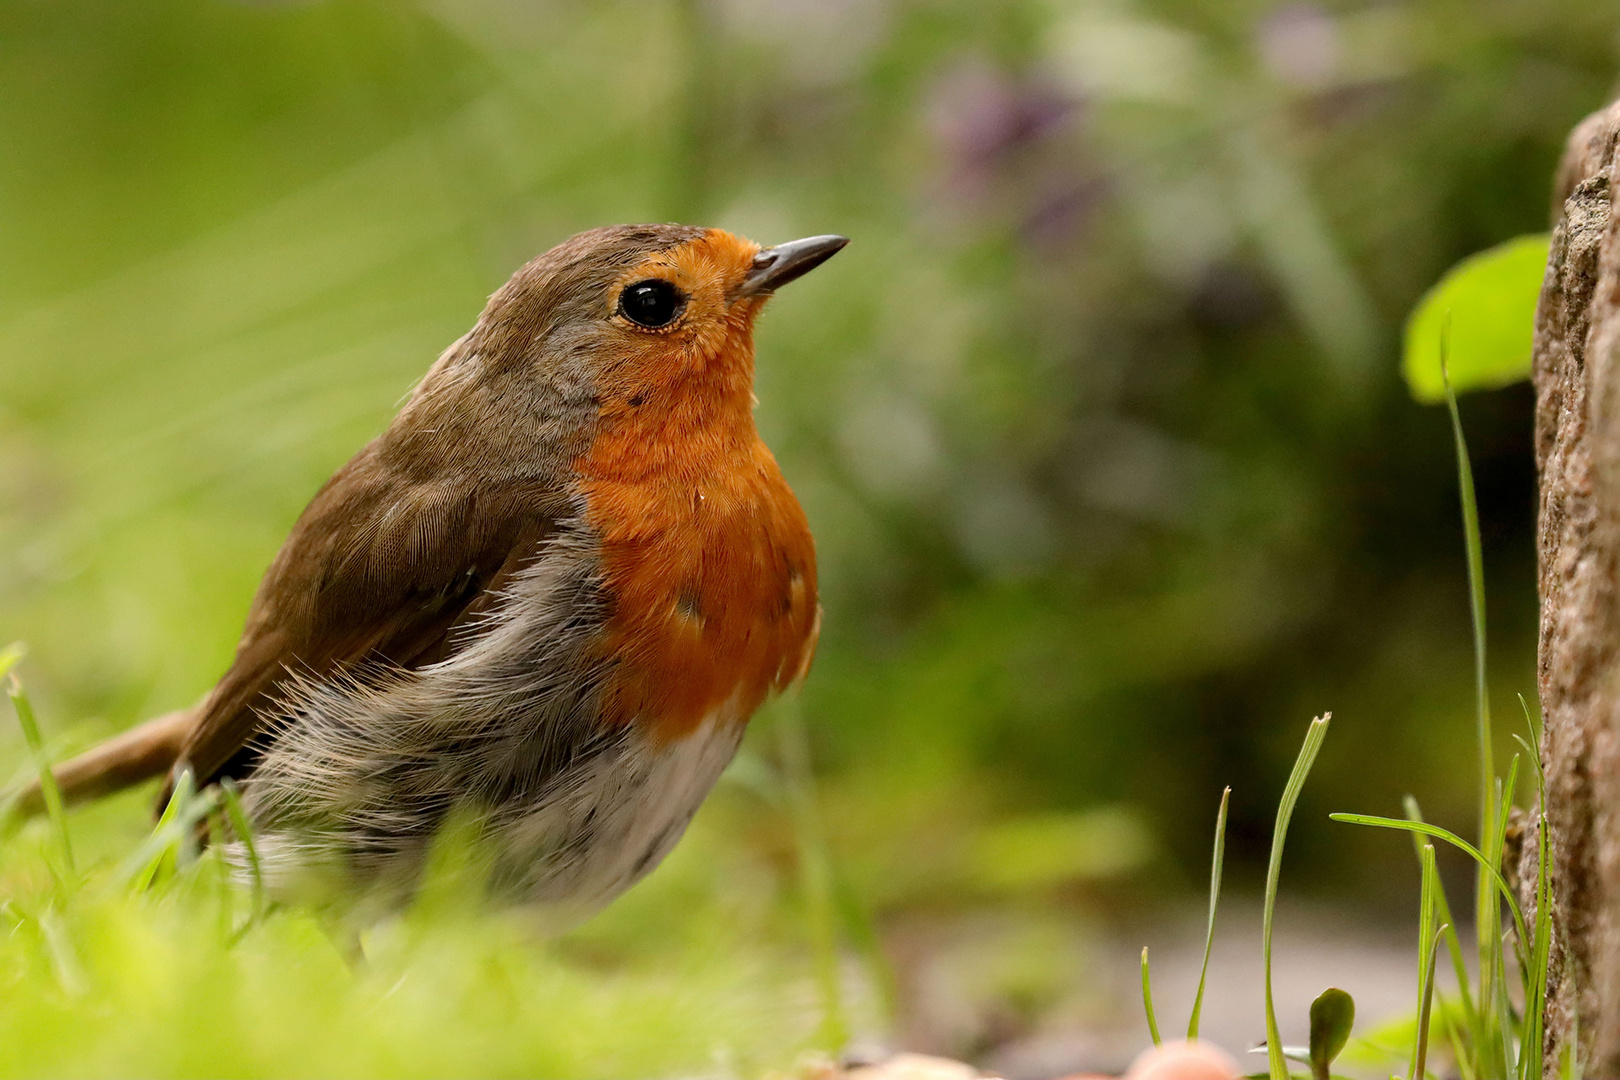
740, 234, 849, 296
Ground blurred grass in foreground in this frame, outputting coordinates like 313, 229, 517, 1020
0, 708, 842, 1078
0, 865, 812, 1078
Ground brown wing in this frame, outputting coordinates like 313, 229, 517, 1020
177, 448, 567, 788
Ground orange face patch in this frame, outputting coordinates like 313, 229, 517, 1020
576, 230, 820, 741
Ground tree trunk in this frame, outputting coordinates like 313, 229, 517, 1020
1533, 97, 1620, 1074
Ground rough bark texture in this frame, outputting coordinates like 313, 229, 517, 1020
1533, 98, 1620, 1074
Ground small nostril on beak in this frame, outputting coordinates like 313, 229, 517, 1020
740, 235, 849, 296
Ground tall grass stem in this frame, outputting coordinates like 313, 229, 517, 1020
1440, 335, 1498, 1052
1411, 843, 1439, 1080
1264, 714, 1332, 1080
1188, 786, 1229, 1040
7, 670, 75, 883
1141, 947, 1162, 1046
775, 696, 847, 1051
1402, 796, 1480, 1072
219, 777, 266, 925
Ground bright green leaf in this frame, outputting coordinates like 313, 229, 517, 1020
1403, 234, 1550, 402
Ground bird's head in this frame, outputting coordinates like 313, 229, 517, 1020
476, 225, 846, 415
393, 225, 845, 473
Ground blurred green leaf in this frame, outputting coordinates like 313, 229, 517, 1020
1403, 234, 1550, 402
968, 807, 1154, 892
1308, 987, 1355, 1080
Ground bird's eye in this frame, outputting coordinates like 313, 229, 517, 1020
618, 279, 685, 329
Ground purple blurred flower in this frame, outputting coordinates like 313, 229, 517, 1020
928, 62, 1076, 174
925, 60, 1099, 245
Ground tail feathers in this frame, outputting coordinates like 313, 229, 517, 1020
9, 707, 196, 818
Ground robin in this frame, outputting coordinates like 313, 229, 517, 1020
22, 224, 845, 917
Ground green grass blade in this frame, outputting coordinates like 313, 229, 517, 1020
1495, 759, 1519, 845
1266, 713, 1332, 1080
1403, 797, 1479, 1078
219, 777, 265, 924
1515, 694, 1546, 786
1338, 798, 1525, 1078
1414, 925, 1446, 1080
1188, 785, 1230, 1040
1441, 341, 1501, 1072
1526, 820, 1553, 1079
118, 769, 219, 892
1328, 814, 1528, 952
1511, 734, 1539, 777
127, 768, 191, 892
0, 642, 27, 682
7, 673, 75, 884
1441, 997, 1473, 1080
1520, 699, 1553, 1080
1476, 768, 1522, 1079
1493, 944, 1514, 1075
1441, 325, 1495, 863
775, 697, 846, 1051
36, 907, 85, 997
833, 866, 901, 1028
205, 804, 234, 938
1491, 765, 1528, 978
1411, 843, 1438, 1080
1141, 946, 1162, 1046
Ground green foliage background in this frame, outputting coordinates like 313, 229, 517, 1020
0, 0, 1614, 1072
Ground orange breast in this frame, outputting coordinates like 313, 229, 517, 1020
575, 390, 819, 742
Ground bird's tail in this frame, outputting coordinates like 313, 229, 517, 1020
8, 707, 195, 818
